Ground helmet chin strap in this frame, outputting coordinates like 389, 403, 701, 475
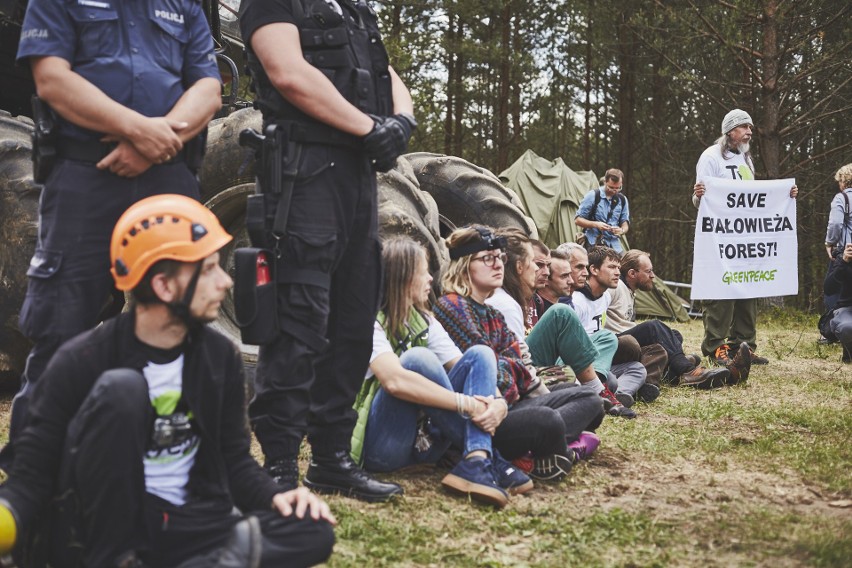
167, 262, 205, 333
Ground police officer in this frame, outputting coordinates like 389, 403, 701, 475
2, 0, 223, 468
239, 0, 415, 501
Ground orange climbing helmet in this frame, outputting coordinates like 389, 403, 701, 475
110, 194, 232, 291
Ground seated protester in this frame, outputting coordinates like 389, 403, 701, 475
574, 168, 630, 255
555, 243, 640, 415
528, 239, 552, 328
568, 246, 652, 409
434, 226, 605, 482
607, 250, 733, 387
0, 195, 334, 568
354, 237, 532, 509
485, 229, 618, 435
824, 243, 852, 363
535, 249, 573, 316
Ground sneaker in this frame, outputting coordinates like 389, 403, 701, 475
615, 392, 635, 408
567, 432, 601, 461
441, 458, 509, 508
264, 457, 299, 491
600, 386, 637, 419
748, 349, 769, 365
678, 366, 728, 389
637, 383, 660, 403
491, 452, 534, 495
529, 452, 574, 481
511, 453, 534, 474
725, 342, 752, 385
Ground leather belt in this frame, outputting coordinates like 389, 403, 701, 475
56, 138, 185, 164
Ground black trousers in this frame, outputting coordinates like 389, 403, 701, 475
250, 143, 381, 460
1, 160, 200, 469
619, 320, 695, 377
39, 369, 333, 568
493, 384, 605, 460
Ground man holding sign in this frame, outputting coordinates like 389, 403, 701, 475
692, 109, 798, 374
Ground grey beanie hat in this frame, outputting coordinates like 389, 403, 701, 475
722, 109, 753, 134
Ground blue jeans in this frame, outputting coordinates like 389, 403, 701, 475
363, 345, 497, 472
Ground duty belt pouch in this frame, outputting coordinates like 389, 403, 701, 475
234, 247, 278, 345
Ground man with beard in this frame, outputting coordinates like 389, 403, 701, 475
0, 196, 335, 568
692, 109, 797, 369
607, 250, 733, 388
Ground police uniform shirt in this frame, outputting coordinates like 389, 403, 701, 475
17, 0, 221, 141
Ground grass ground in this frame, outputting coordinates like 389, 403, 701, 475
1, 309, 850, 566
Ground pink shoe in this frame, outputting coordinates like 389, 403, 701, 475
568, 432, 601, 461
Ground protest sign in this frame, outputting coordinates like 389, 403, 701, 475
691, 178, 797, 300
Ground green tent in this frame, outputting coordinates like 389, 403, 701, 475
499, 150, 689, 322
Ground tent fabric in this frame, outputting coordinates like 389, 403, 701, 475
499, 149, 689, 322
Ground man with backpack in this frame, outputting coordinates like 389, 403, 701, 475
575, 168, 630, 255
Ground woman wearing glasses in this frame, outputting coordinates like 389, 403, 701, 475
352, 236, 532, 509
434, 226, 604, 482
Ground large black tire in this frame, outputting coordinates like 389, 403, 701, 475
377, 157, 448, 283
0, 113, 39, 389
199, 107, 261, 201
405, 152, 538, 238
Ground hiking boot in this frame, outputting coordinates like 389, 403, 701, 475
600, 386, 637, 419
637, 383, 660, 403
748, 349, 769, 365
303, 451, 403, 503
491, 452, 534, 495
264, 457, 299, 491
713, 344, 733, 367
216, 516, 262, 568
175, 517, 262, 568
615, 392, 635, 408
678, 366, 728, 389
441, 458, 509, 508
529, 452, 575, 481
725, 342, 752, 385
567, 432, 601, 461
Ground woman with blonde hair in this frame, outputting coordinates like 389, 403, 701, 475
434, 226, 604, 481
352, 236, 532, 509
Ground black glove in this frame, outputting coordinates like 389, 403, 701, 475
363, 113, 417, 172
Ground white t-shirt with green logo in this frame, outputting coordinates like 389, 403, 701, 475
696, 144, 755, 182
143, 354, 200, 506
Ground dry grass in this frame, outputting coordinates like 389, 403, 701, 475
2, 309, 850, 567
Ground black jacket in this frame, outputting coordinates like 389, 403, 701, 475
824, 257, 852, 309
1, 311, 280, 528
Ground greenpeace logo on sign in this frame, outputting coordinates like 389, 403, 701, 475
722, 270, 778, 285
155, 9, 184, 23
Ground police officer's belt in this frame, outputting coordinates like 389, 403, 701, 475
56, 138, 186, 164
276, 121, 361, 149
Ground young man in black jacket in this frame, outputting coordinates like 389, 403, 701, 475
0, 195, 335, 567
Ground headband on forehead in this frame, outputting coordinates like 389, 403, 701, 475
448, 227, 508, 260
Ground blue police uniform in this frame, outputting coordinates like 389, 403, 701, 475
3, 0, 221, 467
575, 187, 631, 253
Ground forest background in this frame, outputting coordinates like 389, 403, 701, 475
377, 0, 851, 309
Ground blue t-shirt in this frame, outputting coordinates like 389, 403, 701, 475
17, 0, 221, 141
575, 187, 630, 253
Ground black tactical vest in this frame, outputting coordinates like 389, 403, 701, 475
248, 0, 393, 123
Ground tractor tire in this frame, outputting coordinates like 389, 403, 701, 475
405, 152, 538, 238
199, 107, 261, 201
377, 157, 448, 282
0, 112, 39, 389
